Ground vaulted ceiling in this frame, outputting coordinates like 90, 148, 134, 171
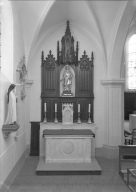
11, 0, 136, 68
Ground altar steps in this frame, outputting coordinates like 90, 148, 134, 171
36, 157, 102, 175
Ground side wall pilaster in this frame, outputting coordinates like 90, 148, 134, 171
101, 79, 124, 158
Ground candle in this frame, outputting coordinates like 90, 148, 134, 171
78, 104, 80, 112
44, 103, 46, 112
55, 103, 57, 112
88, 104, 91, 112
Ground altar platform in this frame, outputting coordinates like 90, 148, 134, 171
36, 157, 102, 175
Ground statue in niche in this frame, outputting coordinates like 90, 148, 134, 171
4, 84, 17, 125
61, 65, 73, 96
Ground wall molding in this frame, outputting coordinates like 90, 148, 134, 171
101, 79, 125, 86
0, 152, 25, 192
0, 142, 14, 158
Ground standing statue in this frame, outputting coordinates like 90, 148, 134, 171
63, 65, 73, 92
4, 84, 17, 125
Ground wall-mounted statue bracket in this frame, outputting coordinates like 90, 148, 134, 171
2, 124, 20, 138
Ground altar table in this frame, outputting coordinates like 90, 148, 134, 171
40, 123, 96, 163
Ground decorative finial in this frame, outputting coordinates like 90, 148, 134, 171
65, 20, 71, 35
41, 51, 44, 60
91, 52, 94, 60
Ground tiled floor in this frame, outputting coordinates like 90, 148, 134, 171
8, 156, 134, 192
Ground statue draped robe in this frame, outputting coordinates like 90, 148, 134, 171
4, 91, 17, 125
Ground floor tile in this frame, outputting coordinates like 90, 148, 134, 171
8, 157, 133, 192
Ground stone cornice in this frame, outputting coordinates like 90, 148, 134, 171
101, 79, 125, 86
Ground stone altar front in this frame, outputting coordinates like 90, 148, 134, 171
39, 123, 96, 163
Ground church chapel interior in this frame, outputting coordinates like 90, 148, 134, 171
1, 0, 136, 191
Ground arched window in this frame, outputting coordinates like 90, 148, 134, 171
1, 0, 13, 82
127, 34, 136, 90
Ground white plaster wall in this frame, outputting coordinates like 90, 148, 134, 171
29, 24, 106, 148
0, 73, 15, 185
0, 1, 26, 185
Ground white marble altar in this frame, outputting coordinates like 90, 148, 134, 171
44, 135, 92, 163
39, 123, 97, 162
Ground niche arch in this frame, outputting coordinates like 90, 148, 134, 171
60, 65, 75, 97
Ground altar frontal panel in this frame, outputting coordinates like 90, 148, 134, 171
44, 136, 92, 163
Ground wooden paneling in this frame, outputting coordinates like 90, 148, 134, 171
41, 97, 93, 122
118, 145, 136, 179
41, 21, 94, 123
41, 50, 58, 98
30, 122, 40, 156
124, 92, 136, 120
76, 51, 93, 97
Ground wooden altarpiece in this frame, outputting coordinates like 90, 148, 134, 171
41, 21, 94, 123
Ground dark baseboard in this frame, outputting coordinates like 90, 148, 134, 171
36, 170, 101, 176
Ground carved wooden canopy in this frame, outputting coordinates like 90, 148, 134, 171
57, 21, 78, 65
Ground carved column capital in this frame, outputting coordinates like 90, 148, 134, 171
101, 79, 125, 87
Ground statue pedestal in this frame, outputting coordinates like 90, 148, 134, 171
2, 124, 20, 138
62, 90, 73, 97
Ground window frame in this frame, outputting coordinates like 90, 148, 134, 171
125, 25, 136, 92
127, 34, 136, 90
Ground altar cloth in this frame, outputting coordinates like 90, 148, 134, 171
43, 129, 95, 137
40, 123, 95, 130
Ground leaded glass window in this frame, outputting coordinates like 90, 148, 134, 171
128, 34, 136, 89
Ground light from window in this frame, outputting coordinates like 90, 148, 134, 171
128, 34, 136, 89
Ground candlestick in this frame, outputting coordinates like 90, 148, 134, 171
44, 111, 47, 123
78, 104, 80, 112
54, 112, 58, 123
77, 112, 81, 124
88, 104, 91, 112
44, 103, 46, 112
88, 112, 92, 124
55, 103, 57, 112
